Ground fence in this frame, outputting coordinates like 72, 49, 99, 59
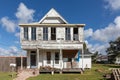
0, 56, 27, 72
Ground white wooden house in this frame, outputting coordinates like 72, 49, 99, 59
19, 8, 91, 70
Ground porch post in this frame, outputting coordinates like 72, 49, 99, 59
27, 50, 30, 68
21, 56, 23, 70
82, 48, 84, 70
37, 48, 39, 69
60, 49, 63, 69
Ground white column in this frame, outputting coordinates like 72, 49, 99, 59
37, 48, 39, 69
71, 27, 73, 41
48, 27, 51, 40
60, 49, 63, 69
20, 27, 24, 41
21, 56, 23, 70
82, 48, 84, 70
27, 50, 30, 68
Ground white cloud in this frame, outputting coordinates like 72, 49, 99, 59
85, 40, 109, 54
85, 16, 120, 54
0, 46, 26, 56
105, 0, 120, 11
14, 41, 19, 44
15, 32, 20, 38
92, 16, 120, 42
0, 3, 35, 56
15, 2, 35, 23
90, 43, 109, 54
84, 28, 93, 39
0, 17, 16, 32
0, 2, 35, 37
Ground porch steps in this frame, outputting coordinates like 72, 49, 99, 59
14, 69, 39, 80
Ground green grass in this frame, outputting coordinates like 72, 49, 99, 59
27, 64, 120, 80
0, 72, 16, 80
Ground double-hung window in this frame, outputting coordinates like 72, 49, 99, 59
43, 27, 48, 40
31, 27, 36, 40
24, 27, 28, 40
65, 28, 71, 40
73, 28, 78, 41
51, 27, 56, 40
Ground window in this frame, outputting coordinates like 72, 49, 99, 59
51, 27, 56, 40
55, 52, 59, 64
43, 27, 48, 40
47, 52, 51, 64
24, 27, 28, 40
31, 27, 36, 40
73, 28, 78, 41
65, 28, 71, 40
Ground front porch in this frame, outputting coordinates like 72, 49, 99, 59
26, 49, 84, 70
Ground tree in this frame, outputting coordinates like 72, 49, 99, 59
91, 51, 99, 63
106, 37, 120, 63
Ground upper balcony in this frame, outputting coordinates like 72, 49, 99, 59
19, 8, 85, 49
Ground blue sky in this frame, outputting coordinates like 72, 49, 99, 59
0, 0, 120, 56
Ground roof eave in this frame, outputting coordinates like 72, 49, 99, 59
19, 24, 85, 27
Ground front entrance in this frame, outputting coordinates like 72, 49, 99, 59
30, 51, 36, 68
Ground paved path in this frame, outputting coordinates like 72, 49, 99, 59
14, 69, 39, 80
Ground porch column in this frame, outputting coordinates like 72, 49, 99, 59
27, 50, 30, 68
60, 49, 63, 69
37, 48, 39, 69
21, 56, 23, 70
82, 48, 84, 70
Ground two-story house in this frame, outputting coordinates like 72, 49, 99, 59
19, 8, 91, 70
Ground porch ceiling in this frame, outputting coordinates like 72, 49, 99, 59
63, 50, 78, 58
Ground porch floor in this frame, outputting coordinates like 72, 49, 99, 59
62, 68, 82, 73
39, 68, 83, 74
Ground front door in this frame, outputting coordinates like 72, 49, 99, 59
30, 52, 36, 68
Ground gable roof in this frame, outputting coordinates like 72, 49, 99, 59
39, 8, 68, 24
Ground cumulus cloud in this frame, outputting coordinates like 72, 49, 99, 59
85, 16, 120, 54
15, 32, 20, 38
89, 43, 109, 54
0, 46, 26, 56
0, 2, 35, 34
92, 16, 120, 42
105, 0, 120, 11
0, 17, 16, 32
14, 41, 19, 44
85, 40, 109, 54
0, 3, 35, 56
84, 28, 93, 39
15, 2, 35, 23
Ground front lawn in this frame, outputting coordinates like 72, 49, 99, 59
27, 64, 120, 80
0, 72, 16, 80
